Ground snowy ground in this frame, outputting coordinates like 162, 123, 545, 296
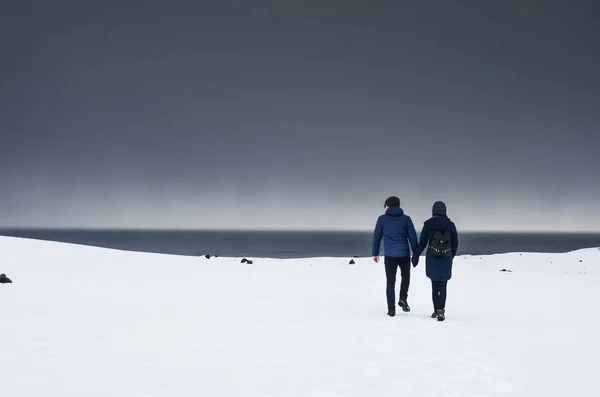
1, 236, 599, 397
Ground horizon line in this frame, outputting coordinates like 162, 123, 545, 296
1, 227, 600, 234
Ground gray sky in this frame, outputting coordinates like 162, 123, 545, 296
1, 1, 599, 231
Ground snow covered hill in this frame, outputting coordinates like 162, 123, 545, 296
1, 236, 598, 396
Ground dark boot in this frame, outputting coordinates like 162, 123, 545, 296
431, 311, 437, 318
436, 309, 445, 322
387, 308, 396, 317
398, 300, 411, 312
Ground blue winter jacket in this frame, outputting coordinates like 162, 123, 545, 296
416, 215, 459, 281
372, 207, 419, 257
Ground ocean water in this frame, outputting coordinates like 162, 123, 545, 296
1, 229, 600, 259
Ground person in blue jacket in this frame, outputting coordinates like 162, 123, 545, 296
372, 196, 419, 317
414, 201, 459, 321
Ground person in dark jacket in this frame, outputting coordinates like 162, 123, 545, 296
414, 201, 458, 321
372, 196, 419, 317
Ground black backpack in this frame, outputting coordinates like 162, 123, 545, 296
427, 229, 453, 258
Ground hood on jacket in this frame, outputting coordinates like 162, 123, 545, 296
428, 214, 451, 230
385, 207, 405, 216
432, 201, 447, 216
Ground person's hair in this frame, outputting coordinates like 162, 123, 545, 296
384, 196, 401, 208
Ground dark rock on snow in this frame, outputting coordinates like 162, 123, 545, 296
349, 259, 355, 265
204, 254, 211, 259
500, 269, 513, 272
0, 274, 12, 284
241, 258, 248, 263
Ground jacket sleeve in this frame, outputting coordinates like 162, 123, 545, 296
416, 222, 429, 256
372, 217, 383, 256
406, 216, 419, 255
451, 222, 459, 257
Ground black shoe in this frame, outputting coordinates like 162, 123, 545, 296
398, 300, 411, 312
436, 309, 445, 321
387, 309, 396, 317
431, 311, 437, 318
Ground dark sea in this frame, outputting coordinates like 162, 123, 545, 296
1, 229, 599, 258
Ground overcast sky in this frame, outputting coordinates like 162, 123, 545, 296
1, 1, 599, 231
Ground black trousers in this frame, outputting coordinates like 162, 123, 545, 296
431, 280, 448, 310
384, 256, 411, 310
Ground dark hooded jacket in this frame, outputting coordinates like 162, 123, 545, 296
372, 207, 419, 257
416, 215, 459, 281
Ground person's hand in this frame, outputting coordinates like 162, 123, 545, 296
411, 255, 419, 267
373, 256, 379, 263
